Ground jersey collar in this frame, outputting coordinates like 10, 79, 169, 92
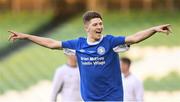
87, 35, 104, 45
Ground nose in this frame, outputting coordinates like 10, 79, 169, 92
97, 24, 102, 29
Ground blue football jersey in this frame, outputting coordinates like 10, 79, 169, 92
62, 35, 125, 101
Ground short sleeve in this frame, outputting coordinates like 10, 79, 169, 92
108, 35, 126, 48
62, 39, 78, 50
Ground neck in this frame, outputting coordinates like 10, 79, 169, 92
124, 72, 130, 78
87, 35, 102, 43
87, 36, 97, 43
67, 61, 77, 68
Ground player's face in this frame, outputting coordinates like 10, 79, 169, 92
85, 18, 104, 41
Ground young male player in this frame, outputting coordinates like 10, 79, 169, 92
8, 11, 171, 101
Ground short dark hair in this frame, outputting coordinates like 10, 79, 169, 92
121, 57, 131, 66
83, 11, 102, 24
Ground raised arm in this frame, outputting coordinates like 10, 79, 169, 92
8, 30, 62, 50
125, 24, 172, 45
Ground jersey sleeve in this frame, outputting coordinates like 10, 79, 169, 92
108, 35, 126, 48
62, 39, 79, 50
113, 44, 130, 53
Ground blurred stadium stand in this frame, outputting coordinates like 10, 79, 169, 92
0, 0, 180, 13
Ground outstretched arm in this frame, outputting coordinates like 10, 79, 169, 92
125, 24, 172, 45
8, 31, 62, 50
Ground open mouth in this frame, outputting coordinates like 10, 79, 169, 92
96, 31, 102, 34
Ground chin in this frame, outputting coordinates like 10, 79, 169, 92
95, 36, 102, 41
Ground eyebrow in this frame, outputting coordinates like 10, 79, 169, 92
92, 21, 102, 25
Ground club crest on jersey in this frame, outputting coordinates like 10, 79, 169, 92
97, 46, 105, 55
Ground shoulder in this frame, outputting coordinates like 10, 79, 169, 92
104, 34, 114, 38
101, 35, 114, 42
130, 74, 142, 84
78, 37, 86, 42
63, 37, 85, 43
55, 65, 68, 73
69, 37, 86, 44
104, 34, 125, 40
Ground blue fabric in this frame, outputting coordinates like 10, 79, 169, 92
62, 35, 125, 101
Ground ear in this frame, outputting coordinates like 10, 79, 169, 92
84, 23, 89, 32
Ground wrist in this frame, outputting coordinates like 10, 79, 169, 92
150, 27, 157, 33
24, 34, 30, 39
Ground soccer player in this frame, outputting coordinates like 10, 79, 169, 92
51, 49, 82, 102
8, 11, 171, 101
120, 57, 144, 102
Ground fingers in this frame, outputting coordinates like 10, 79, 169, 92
8, 30, 18, 42
10, 37, 15, 42
160, 24, 171, 28
12, 36, 18, 42
165, 26, 172, 35
8, 33, 14, 41
159, 24, 172, 35
8, 30, 16, 34
165, 27, 172, 35
167, 26, 172, 33
163, 24, 171, 27
8, 34, 12, 41
162, 29, 170, 35
8, 30, 13, 33
8, 34, 16, 42
158, 29, 169, 34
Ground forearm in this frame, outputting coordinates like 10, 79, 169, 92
134, 27, 156, 42
126, 27, 156, 44
26, 34, 62, 49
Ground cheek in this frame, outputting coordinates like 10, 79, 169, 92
86, 27, 91, 32
89, 27, 95, 32
87, 28, 90, 32
85, 24, 91, 32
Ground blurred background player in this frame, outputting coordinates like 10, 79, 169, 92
120, 57, 144, 102
51, 49, 82, 102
